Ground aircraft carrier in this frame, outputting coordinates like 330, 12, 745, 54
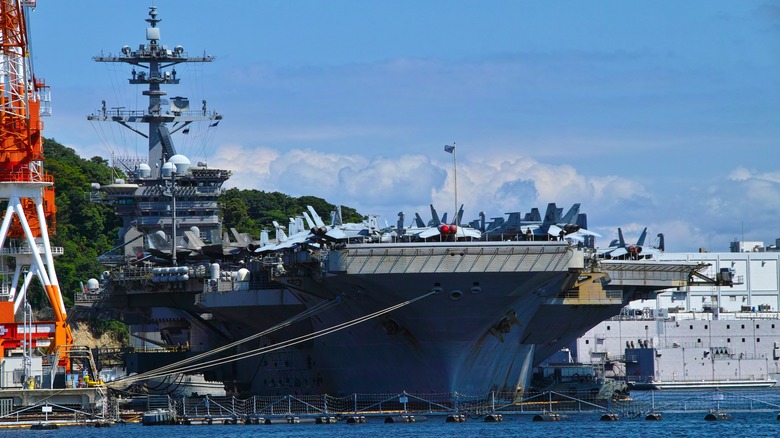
76, 7, 707, 397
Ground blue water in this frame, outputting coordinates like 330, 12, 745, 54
2, 412, 778, 438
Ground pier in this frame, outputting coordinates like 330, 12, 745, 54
0, 387, 777, 427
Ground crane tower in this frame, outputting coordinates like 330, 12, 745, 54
0, 0, 72, 381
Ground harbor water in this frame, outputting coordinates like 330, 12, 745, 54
0, 412, 778, 437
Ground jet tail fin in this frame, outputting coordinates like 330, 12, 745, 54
543, 203, 557, 224
637, 227, 648, 246
183, 230, 206, 250
561, 203, 581, 224
414, 213, 426, 228
307, 206, 327, 228
430, 204, 441, 226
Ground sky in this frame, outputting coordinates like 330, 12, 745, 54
27, 1, 780, 252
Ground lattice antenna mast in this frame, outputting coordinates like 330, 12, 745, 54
89, 6, 220, 178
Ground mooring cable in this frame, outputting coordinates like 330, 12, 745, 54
122, 297, 339, 381
110, 291, 436, 387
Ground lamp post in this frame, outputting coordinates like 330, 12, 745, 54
163, 171, 178, 266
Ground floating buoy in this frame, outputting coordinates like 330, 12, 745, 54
30, 423, 59, 430
533, 412, 564, 422
645, 412, 663, 421
600, 413, 620, 421
385, 415, 413, 423
484, 413, 503, 422
316, 416, 337, 424
445, 414, 466, 423
704, 411, 732, 421
346, 416, 366, 424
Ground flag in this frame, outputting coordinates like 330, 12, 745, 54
444, 144, 455, 153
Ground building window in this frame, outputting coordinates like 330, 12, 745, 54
607, 326, 610, 331
727, 338, 731, 343
727, 325, 730, 329
757, 324, 760, 329
704, 325, 708, 330
741, 324, 745, 329
690, 325, 693, 330
585, 340, 589, 344
697, 338, 701, 343
742, 338, 746, 342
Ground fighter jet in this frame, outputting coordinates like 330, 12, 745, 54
402, 204, 481, 240
482, 203, 599, 241
597, 227, 663, 260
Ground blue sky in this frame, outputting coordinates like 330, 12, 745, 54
29, 1, 780, 252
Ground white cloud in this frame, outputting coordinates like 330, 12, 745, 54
728, 166, 752, 181
215, 144, 658, 236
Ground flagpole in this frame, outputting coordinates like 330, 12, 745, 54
444, 143, 458, 231
453, 142, 458, 228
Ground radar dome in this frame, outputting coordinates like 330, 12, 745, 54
236, 268, 250, 282
86, 278, 100, 292
138, 163, 152, 178
161, 162, 175, 177
168, 154, 191, 175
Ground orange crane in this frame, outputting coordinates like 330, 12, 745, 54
0, 0, 73, 378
